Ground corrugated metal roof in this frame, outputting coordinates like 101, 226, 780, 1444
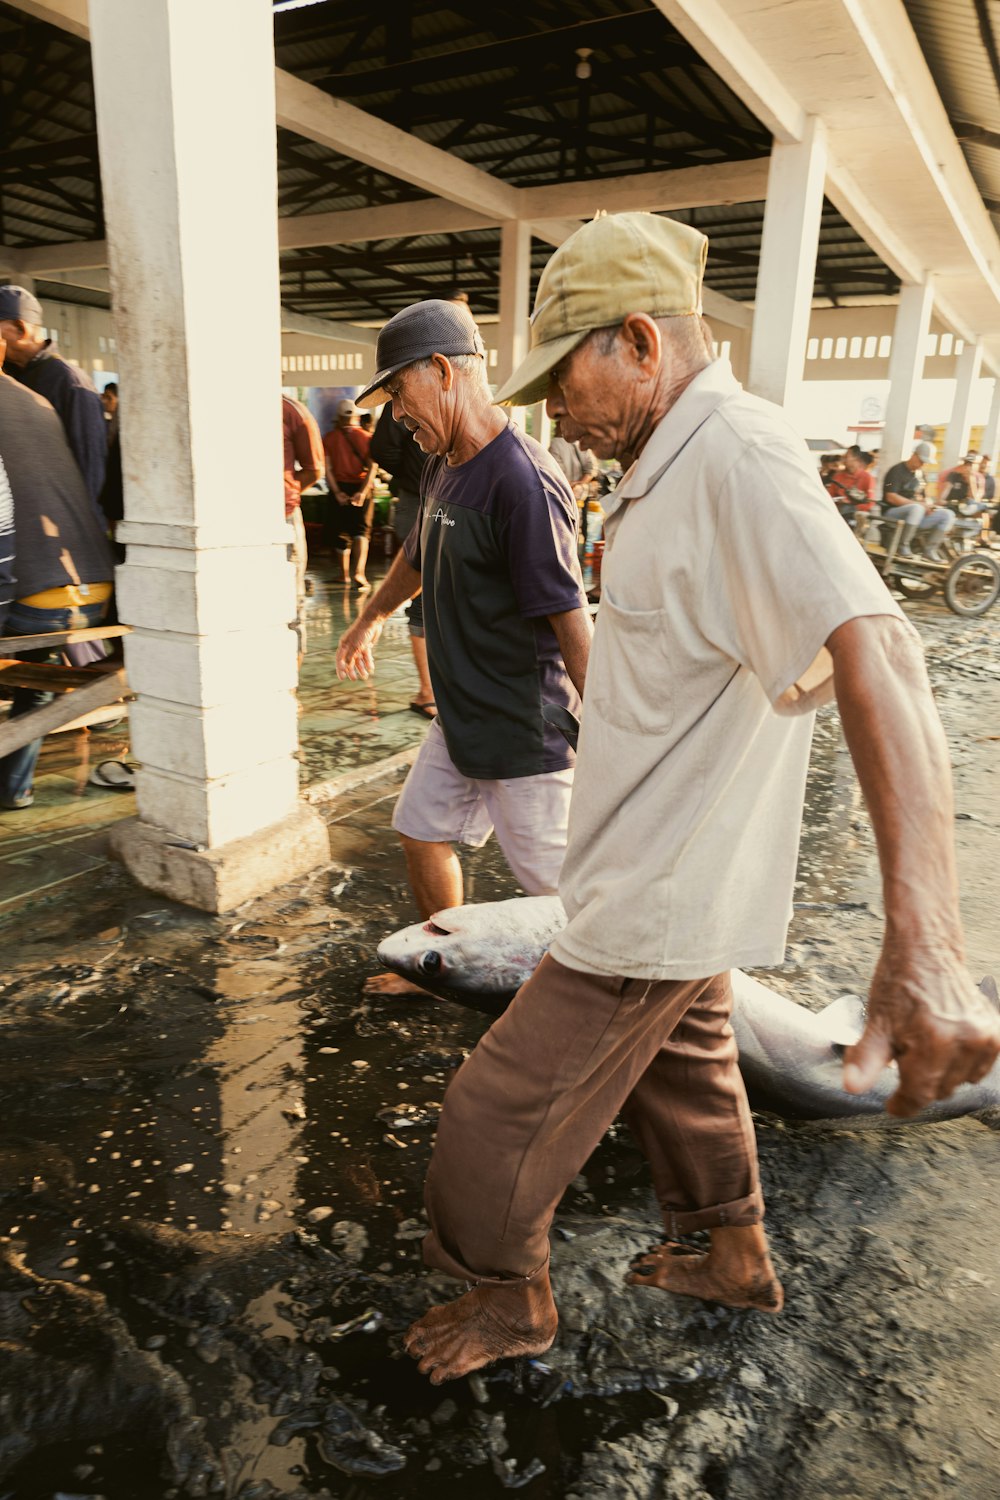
903, 0, 1000, 231
0, 0, 897, 313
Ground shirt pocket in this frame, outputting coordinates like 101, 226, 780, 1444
590, 588, 673, 735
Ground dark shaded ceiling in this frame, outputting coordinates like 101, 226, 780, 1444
0, 0, 907, 322
903, 0, 1000, 236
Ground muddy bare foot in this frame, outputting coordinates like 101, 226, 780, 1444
404, 1273, 558, 1385
363, 972, 434, 998
627, 1243, 783, 1312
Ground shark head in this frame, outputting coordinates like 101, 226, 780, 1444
376, 897, 566, 1013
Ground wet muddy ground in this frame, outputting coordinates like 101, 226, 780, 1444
1, 597, 999, 1499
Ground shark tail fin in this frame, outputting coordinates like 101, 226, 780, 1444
978, 975, 999, 1010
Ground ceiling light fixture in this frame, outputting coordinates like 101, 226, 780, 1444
575, 47, 593, 81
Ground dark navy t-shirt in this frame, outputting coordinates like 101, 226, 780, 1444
404, 423, 586, 779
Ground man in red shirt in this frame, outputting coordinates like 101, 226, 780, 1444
282, 394, 324, 664
323, 398, 377, 590
825, 445, 875, 527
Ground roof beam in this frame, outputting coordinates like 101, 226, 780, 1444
278, 198, 497, 250
518, 158, 770, 218
649, 0, 805, 145
1, 0, 87, 40
7, 237, 108, 272
273, 69, 521, 220
703, 287, 753, 328
280, 308, 378, 345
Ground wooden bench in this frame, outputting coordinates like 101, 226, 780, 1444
0, 625, 132, 759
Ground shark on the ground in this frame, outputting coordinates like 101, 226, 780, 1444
377, 895, 1000, 1121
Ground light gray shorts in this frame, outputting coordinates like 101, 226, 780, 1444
392, 718, 573, 895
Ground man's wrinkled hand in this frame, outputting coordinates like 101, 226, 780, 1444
336, 618, 383, 680
843, 952, 1000, 1117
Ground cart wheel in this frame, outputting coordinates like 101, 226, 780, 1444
943, 553, 1000, 617
895, 566, 939, 601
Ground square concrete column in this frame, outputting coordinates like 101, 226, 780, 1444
90, 0, 328, 911
748, 117, 827, 409
880, 280, 934, 468
943, 338, 984, 468
981, 377, 1000, 462
496, 221, 532, 426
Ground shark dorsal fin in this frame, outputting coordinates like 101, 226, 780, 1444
817, 993, 867, 1050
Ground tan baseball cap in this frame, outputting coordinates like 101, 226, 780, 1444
494, 212, 708, 408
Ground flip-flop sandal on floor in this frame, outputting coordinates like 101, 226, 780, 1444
89, 759, 136, 790
409, 701, 437, 720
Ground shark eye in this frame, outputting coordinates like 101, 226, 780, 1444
419, 950, 442, 976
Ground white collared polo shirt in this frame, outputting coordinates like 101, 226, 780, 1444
550, 359, 906, 981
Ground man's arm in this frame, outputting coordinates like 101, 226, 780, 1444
291, 415, 322, 493
548, 606, 592, 698
67, 385, 108, 505
356, 459, 378, 504
335, 552, 422, 680
828, 613, 1000, 1114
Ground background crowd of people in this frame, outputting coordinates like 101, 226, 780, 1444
821, 439, 998, 556
2, 265, 998, 820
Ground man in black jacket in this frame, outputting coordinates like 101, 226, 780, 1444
0, 285, 108, 521
0, 339, 114, 809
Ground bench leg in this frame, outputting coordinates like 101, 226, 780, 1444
0, 669, 130, 791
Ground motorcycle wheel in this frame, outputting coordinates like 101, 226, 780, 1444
943, 553, 1000, 617
894, 566, 939, 601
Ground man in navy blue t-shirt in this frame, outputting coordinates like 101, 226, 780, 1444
336, 300, 590, 944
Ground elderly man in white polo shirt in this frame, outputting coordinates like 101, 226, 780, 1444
401, 212, 1000, 1386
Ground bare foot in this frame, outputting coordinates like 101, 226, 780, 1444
627, 1230, 783, 1313
363, 972, 434, 998
404, 1272, 558, 1385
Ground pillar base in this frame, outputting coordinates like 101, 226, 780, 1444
108, 802, 330, 913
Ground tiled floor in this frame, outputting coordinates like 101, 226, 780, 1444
0, 558, 431, 911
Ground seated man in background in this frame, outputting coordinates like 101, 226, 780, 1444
937, 452, 992, 543
881, 441, 955, 560
825, 444, 875, 527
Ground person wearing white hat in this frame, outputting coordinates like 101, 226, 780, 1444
402, 212, 1000, 1388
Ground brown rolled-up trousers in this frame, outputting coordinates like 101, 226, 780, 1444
423, 954, 764, 1283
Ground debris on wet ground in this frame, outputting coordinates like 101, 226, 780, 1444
1, 597, 999, 1498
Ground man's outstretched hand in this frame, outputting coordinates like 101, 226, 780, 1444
843, 948, 1000, 1116
336, 617, 384, 680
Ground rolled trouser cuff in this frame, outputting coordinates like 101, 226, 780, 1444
662, 1188, 764, 1237
421, 1227, 548, 1286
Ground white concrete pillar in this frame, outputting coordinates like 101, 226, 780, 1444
943, 338, 984, 468
880, 279, 934, 467
496, 221, 532, 421
747, 117, 827, 409
90, 0, 328, 911
981, 376, 1000, 462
